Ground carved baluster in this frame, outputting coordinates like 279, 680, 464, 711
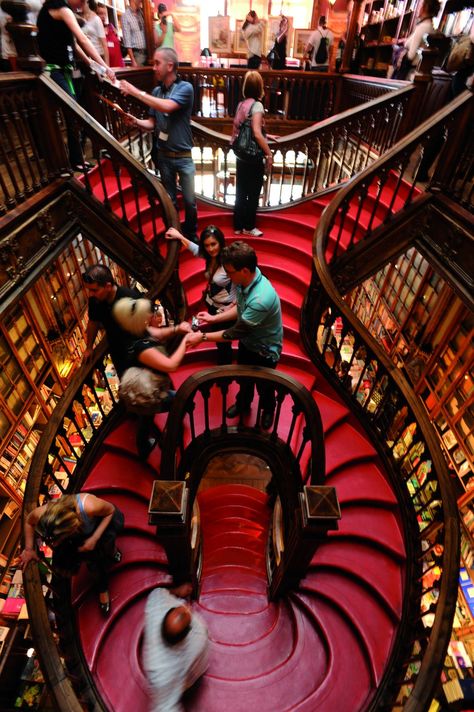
284, 399, 301, 446
0, 105, 25, 204
200, 382, 212, 433
112, 161, 129, 226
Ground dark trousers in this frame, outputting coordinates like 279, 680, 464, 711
50, 69, 83, 167
234, 158, 264, 231
248, 55, 261, 69
235, 341, 277, 413
208, 304, 234, 365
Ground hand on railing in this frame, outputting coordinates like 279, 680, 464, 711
19, 547, 40, 570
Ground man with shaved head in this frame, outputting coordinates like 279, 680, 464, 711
143, 585, 209, 711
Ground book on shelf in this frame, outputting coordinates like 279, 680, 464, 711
0, 625, 10, 656
14, 681, 44, 708
2, 569, 26, 618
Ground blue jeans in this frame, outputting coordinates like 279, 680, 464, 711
50, 69, 83, 167
156, 155, 198, 242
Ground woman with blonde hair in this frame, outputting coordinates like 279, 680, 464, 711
112, 297, 200, 458
20, 492, 124, 616
231, 71, 273, 237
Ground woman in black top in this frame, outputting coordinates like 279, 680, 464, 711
271, 16, 288, 70
37, 0, 114, 170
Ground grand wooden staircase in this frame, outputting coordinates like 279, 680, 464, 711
14, 74, 469, 712
57, 163, 408, 710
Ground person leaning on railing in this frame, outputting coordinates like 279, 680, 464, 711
112, 296, 201, 458
36, 0, 115, 171
165, 225, 237, 365
20, 492, 124, 616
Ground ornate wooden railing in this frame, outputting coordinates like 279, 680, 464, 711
22, 346, 123, 711
318, 91, 473, 278
94, 66, 405, 123
303, 98, 471, 712
140, 365, 331, 599
22, 358, 328, 708
92, 76, 413, 208
191, 85, 413, 207
0, 73, 180, 286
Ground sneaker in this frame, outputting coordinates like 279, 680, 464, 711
226, 403, 250, 418
261, 410, 274, 430
243, 228, 263, 237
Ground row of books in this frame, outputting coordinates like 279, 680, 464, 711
0, 569, 26, 618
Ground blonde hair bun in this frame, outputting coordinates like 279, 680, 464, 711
113, 297, 153, 336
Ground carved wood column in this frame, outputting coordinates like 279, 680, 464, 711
148, 480, 201, 596
268, 485, 341, 599
341, 0, 363, 73
143, 0, 155, 65
1, 0, 43, 72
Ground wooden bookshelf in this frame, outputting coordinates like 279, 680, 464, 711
359, 0, 418, 75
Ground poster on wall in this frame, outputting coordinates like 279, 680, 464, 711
209, 16, 232, 54
293, 29, 312, 58
234, 20, 247, 53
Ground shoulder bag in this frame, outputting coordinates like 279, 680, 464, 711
231, 102, 264, 163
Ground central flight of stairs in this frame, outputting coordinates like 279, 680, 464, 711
70, 163, 408, 711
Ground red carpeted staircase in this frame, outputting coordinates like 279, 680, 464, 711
71, 164, 407, 711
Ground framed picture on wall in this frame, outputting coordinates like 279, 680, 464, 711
234, 20, 247, 54
293, 29, 312, 58
209, 16, 232, 54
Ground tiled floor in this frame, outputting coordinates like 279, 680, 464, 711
199, 453, 272, 493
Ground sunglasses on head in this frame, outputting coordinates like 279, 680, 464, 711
82, 273, 109, 286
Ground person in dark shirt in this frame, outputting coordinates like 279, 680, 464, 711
83, 264, 156, 459
83, 263, 142, 377
271, 16, 288, 70
37, 0, 114, 170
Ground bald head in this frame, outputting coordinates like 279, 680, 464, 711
162, 605, 192, 645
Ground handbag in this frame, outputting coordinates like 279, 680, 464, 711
231, 103, 264, 163
119, 366, 173, 415
446, 35, 473, 73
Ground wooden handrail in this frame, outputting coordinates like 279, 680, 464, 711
160, 364, 325, 484
305, 93, 470, 712
23, 343, 120, 711
93, 76, 413, 208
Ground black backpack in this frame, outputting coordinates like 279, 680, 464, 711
315, 31, 329, 64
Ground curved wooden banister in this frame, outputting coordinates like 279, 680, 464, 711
22, 344, 121, 711
160, 364, 325, 484
93, 74, 413, 208
305, 93, 470, 712
37, 73, 182, 289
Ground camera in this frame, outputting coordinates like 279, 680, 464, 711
191, 316, 200, 331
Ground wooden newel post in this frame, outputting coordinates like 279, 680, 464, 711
268, 485, 341, 599
341, 0, 363, 73
148, 480, 201, 596
1, 0, 43, 73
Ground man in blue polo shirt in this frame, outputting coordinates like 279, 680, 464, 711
120, 47, 197, 243
196, 241, 283, 430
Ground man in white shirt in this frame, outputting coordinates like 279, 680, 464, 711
242, 10, 263, 69
305, 16, 334, 71
143, 586, 209, 711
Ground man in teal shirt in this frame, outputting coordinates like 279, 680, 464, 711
197, 241, 283, 430
156, 3, 180, 49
